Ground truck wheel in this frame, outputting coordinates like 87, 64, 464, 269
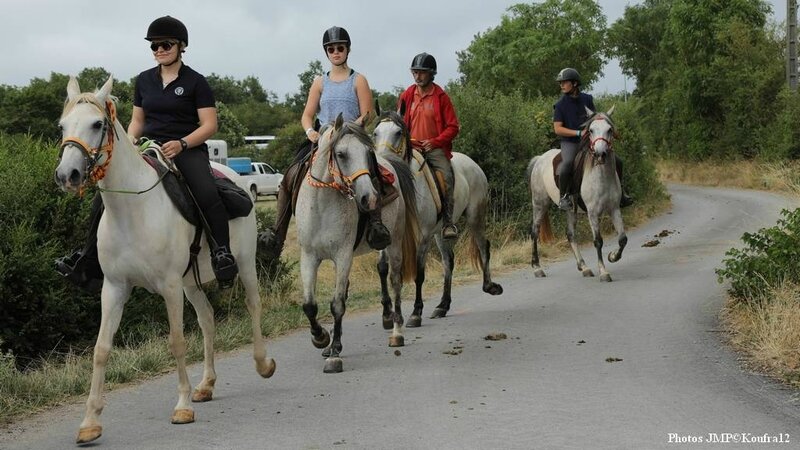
250, 186, 258, 201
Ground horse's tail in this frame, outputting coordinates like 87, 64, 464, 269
386, 155, 419, 283
538, 208, 555, 243
525, 156, 539, 189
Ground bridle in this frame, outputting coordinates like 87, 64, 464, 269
586, 116, 614, 163
375, 118, 407, 156
59, 98, 117, 188
306, 127, 371, 199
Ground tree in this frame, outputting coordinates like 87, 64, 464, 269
215, 101, 247, 147
284, 60, 323, 113
457, 0, 607, 98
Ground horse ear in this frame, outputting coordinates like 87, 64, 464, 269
584, 105, 595, 117
67, 76, 81, 101
606, 104, 616, 117
334, 112, 344, 131
398, 100, 406, 117
96, 76, 114, 103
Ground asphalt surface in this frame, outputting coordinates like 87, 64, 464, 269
3, 185, 800, 450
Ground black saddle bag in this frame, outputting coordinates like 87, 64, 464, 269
215, 176, 253, 219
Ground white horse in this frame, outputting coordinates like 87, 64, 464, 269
54, 77, 275, 444
295, 114, 419, 373
373, 111, 502, 327
526, 106, 627, 282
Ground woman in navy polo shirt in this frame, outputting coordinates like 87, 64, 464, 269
56, 16, 237, 290
127, 15, 237, 287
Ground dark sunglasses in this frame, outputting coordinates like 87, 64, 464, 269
150, 41, 177, 52
326, 45, 347, 54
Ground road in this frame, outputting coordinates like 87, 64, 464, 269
3, 185, 800, 450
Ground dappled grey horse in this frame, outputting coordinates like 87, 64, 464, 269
373, 111, 502, 328
526, 106, 627, 282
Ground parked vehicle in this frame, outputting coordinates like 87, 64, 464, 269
227, 157, 283, 199
207, 139, 228, 166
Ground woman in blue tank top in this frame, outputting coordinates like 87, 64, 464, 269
260, 26, 389, 262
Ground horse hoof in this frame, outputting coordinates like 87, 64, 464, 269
483, 282, 503, 295
191, 388, 213, 402
171, 408, 195, 424
406, 315, 422, 328
582, 269, 595, 277
600, 273, 612, 282
608, 251, 621, 263
389, 335, 405, 347
382, 316, 393, 330
323, 357, 343, 373
257, 357, 276, 378
76, 425, 102, 444
534, 269, 546, 278
429, 308, 447, 319
312, 328, 330, 349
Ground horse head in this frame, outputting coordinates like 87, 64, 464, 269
316, 113, 379, 212
582, 105, 616, 165
373, 110, 412, 163
55, 76, 117, 193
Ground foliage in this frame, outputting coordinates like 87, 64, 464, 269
457, 0, 607, 99
229, 101, 296, 136
284, 60, 324, 113
214, 101, 248, 147
206, 74, 273, 105
760, 88, 800, 160
266, 122, 307, 171
717, 208, 800, 302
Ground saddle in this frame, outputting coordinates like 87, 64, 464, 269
411, 149, 443, 215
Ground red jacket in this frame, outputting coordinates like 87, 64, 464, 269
398, 83, 460, 158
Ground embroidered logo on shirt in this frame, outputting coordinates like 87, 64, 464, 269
174, 87, 185, 96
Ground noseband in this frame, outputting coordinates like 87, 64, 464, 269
375, 118, 407, 156
59, 98, 118, 186
586, 117, 614, 163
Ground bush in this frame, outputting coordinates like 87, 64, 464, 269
716, 208, 800, 302
759, 88, 800, 160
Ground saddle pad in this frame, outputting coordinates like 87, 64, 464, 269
411, 149, 442, 215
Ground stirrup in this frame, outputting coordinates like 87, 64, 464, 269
442, 223, 459, 240
366, 221, 391, 250
558, 195, 572, 211
55, 250, 103, 294
620, 194, 634, 208
212, 247, 238, 289
257, 229, 284, 262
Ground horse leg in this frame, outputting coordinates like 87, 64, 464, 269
530, 205, 547, 278
377, 251, 393, 330
588, 213, 611, 282
300, 254, 330, 351
388, 244, 405, 347
608, 208, 628, 264
468, 206, 503, 295
183, 285, 217, 403
76, 282, 131, 444
567, 209, 593, 277
408, 238, 431, 328
161, 286, 196, 425
323, 255, 352, 373
239, 261, 276, 378
431, 235, 454, 319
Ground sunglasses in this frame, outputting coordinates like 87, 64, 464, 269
150, 41, 178, 52
326, 45, 347, 54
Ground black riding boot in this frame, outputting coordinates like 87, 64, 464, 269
615, 156, 634, 208
54, 195, 104, 293
211, 245, 238, 289
558, 172, 573, 211
442, 189, 458, 240
366, 209, 391, 250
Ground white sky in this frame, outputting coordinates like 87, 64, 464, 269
0, 0, 789, 98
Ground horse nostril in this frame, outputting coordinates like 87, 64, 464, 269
69, 169, 82, 186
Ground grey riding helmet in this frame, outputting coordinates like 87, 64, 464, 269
410, 52, 437, 75
556, 67, 581, 85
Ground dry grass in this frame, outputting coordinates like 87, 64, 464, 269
661, 158, 800, 387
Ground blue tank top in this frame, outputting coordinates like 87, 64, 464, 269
318, 71, 361, 126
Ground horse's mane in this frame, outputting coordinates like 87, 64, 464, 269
329, 120, 375, 152
378, 110, 413, 163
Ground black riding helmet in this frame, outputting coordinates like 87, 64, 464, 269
145, 16, 188, 46
322, 26, 351, 49
556, 67, 581, 85
410, 53, 437, 75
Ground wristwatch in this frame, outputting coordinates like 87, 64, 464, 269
179, 139, 188, 151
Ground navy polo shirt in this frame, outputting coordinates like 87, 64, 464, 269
553, 92, 596, 143
133, 64, 215, 142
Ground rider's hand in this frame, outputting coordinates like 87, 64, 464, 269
162, 140, 183, 159
308, 130, 320, 143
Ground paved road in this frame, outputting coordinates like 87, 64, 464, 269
3, 185, 800, 450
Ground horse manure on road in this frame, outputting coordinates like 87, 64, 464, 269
444, 348, 463, 356
394, 350, 401, 356
605, 357, 623, 363
484, 332, 508, 341
642, 239, 660, 247
657, 229, 675, 238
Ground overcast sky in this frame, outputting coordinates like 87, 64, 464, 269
1, 0, 789, 98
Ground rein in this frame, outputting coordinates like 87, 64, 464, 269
306, 129, 371, 199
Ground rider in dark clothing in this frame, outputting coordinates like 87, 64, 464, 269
552, 67, 633, 210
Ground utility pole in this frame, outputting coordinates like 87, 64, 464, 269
790, 0, 798, 91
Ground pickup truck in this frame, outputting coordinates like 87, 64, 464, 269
227, 157, 283, 200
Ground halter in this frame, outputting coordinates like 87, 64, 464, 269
587, 117, 614, 159
375, 118, 407, 156
306, 128, 371, 199
59, 98, 117, 190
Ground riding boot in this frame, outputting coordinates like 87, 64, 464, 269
211, 245, 238, 289
441, 181, 458, 240
258, 161, 302, 262
558, 171, 573, 211
615, 156, 634, 208
366, 177, 391, 250
203, 199, 238, 289
54, 195, 104, 293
